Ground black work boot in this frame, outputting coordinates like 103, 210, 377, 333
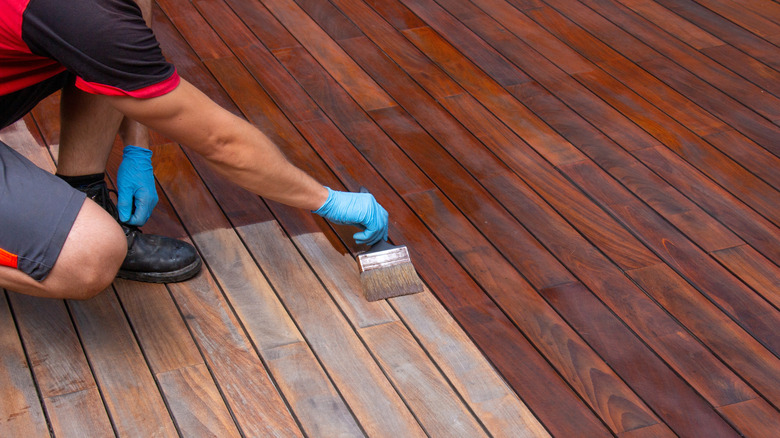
79, 180, 202, 283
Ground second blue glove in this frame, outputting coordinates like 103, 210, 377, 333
313, 187, 389, 246
117, 145, 159, 226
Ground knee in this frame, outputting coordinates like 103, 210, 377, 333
66, 228, 126, 301
47, 200, 127, 300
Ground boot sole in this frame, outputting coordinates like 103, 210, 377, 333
116, 257, 203, 284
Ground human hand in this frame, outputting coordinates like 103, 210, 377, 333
313, 187, 389, 246
117, 145, 159, 226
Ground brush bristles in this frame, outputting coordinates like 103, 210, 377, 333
361, 262, 424, 302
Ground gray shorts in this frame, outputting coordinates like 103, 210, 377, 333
0, 141, 85, 280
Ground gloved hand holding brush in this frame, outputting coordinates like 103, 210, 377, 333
313, 187, 389, 246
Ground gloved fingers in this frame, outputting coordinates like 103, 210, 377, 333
127, 188, 159, 226
353, 229, 384, 246
355, 208, 388, 246
117, 186, 133, 223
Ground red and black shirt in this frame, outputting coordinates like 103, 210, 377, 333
0, 0, 179, 98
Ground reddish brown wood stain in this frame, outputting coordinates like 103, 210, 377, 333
1, 0, 778, 436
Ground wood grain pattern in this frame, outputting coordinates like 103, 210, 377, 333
46, 389, 114, 437
627, 264, 780, 407
68, 291, 179, 437
711, 245, 780, 309
717, 398, 780, 438
404, 189, 660, 434
359, 321, 488, 437
156, 365, 242, 437
113, 279, 203, 374
541, 282, 741, 437
0, 293, 49, 437
563, 160, 780, 354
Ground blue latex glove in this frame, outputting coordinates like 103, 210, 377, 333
313, 187, 389, 246
116, 145, 158, 226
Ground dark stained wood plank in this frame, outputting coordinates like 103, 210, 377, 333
615, 0, 724, 49
335, 36, 661, 271
722, 0, 780, 27
404, 189, 661, 434
0, 293, 49, 437
230, 0, 397, 111
505, 82, 744, 253
711, 245, 780, 310
154, 0, 234, 60
401, 27, 585, 166
690, 0, 780, 43
312, 0, 531, 88
700, 44, 780, 102
520, 0, 780, 190
655, 0, 780, 70
403, 0, 762, 256
716, 398, 780, 438
573, 67, 780, 225
330, 15, 772, 416
617, 423, 677, 438
152, 5, 238, 114
541, 282, 740, 437
546, 0, 780, 125
481, 172, 760, 408
414, 0, 779, 261
563, 159, 780, 356
627, 264, 780, 407
702, 129, 780, 191
332, 27, 659, 273
427, 0, 596, 75
574, 0, 780, 151
68, 291, 179, 437
640, 53, 780, 155
630, 145, 780, 267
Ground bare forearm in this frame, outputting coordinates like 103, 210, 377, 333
200, 117, 328, 210
108, 79, 328, 210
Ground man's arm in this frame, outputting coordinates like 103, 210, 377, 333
107, 78, 329, 211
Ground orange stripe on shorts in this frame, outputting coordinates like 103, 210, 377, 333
0, 248, 19, 269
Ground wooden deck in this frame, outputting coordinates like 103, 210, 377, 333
2, 0, 780, 436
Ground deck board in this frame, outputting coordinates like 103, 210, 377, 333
1, 0, 779, 435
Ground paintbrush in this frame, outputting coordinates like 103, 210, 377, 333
357, 188, 424, 301
358, 239, 424, 301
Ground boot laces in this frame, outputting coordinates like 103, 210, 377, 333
79, 180, 141, 235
